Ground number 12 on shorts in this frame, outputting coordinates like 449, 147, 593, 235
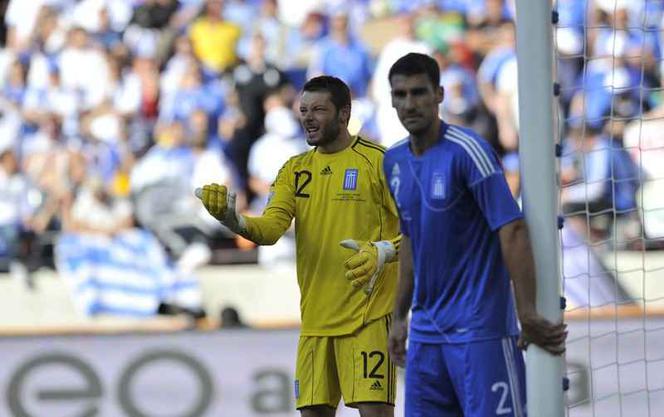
361, 351, 385, 379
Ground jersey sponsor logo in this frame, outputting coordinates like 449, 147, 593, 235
320, 165, 333, 175
343, 169, 358, 190
431, 172, 445, 199
369, 380, 383, 391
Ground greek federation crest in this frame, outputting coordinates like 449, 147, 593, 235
431, 172, 445, 199
343, 169, 358, 190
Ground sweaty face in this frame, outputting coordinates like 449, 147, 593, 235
299, 91, 343, 147
390, 74, 443, 136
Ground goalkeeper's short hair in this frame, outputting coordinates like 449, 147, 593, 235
302, 75, 351, 114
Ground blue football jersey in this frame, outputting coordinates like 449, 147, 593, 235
384, 122, 523, 343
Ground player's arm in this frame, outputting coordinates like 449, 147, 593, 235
499, 219, 567, 355
388, 234, 413, 367
456, 133, 567, 355
197, 163, 295, 245
242, 208, 293, 245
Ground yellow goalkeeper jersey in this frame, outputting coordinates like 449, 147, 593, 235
243, 136, 400, 336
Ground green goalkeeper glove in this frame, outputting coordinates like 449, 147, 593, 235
339, 239, 396, 295
195, 184, 246, 234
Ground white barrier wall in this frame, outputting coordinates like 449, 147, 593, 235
0, 328, 404, 417
1, 319, 662, 417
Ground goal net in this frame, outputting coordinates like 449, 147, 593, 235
554, 0, 664, 415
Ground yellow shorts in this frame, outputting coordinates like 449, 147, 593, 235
294, 314, 396, 409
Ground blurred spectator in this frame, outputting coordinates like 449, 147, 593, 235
62, 175, 133, 236
493, 53, 518, 152
236, 0, 293, 68
308, 10, 373, 98
413, 2, 465, 53
130, 121, 197, 255
58, 26, 110, 110
69, 0, 133, 35
285, 11, 327, 72
125, 0, 179, 61
25, 6, 67, 89
0, 99, 21, 146
223, 0, 257, 30
22, 62, 81, 138
624, 106, 664, 244
56, 175, 203, 317
561, 121, 613, 224
2, 58, 27, 108
21, 115, 86, 207
247, 93, 305, 266
0, 146, 41, 287
227, 33, 289, 196
476, 21, 515, 118
276, 0, 320, 28
561, 97, 639, 246
189, 0, 242, 75
161, 60, 224, 124
129, 0, 178, 32
247, 95, 304, 212
160, 34, 197, 98
465, 0, 514, 56
189, 109, 235, 238
434, 46, 480, 128
555, 0, 587, 111
4, 0, 46, 51
371, 13, 430, 146
92, 6, 124, 52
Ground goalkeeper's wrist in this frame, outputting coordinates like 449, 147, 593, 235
219, 213, 247, 235
236, 214, 247, 233
373, 240, 396, 263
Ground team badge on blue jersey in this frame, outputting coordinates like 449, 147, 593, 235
343, 169, 358, 190
431, 172, 445, 199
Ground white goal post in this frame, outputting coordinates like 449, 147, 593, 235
514, 0, 565, 416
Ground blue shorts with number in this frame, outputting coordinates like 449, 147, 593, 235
405, 337, 527, 417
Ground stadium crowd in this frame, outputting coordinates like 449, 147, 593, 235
0, 0, 662, 310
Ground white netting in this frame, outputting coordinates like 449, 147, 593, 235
554, 1, 664, 416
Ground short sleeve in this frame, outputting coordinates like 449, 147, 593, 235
450, 128, 523, 231
468, 175, 523, 231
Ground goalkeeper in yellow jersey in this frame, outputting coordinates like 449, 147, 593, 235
198, 76, 400, 417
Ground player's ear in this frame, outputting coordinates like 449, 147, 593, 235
437, 86, 444, 104
339, 104, 351, 126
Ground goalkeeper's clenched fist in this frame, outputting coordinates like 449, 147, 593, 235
195, 183, 246, 234
340, 239, 397, 295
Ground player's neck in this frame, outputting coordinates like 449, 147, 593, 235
410, 120, 442, 156
317, 129, 353, 154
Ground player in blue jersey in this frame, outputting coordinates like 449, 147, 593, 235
384, 52, 567, 417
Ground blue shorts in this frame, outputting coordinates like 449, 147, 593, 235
405, 337, 526, 417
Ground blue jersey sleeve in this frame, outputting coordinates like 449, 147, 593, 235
454, 134, 523, 231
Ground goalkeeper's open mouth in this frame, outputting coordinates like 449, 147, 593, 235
305, 125, 320, 139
